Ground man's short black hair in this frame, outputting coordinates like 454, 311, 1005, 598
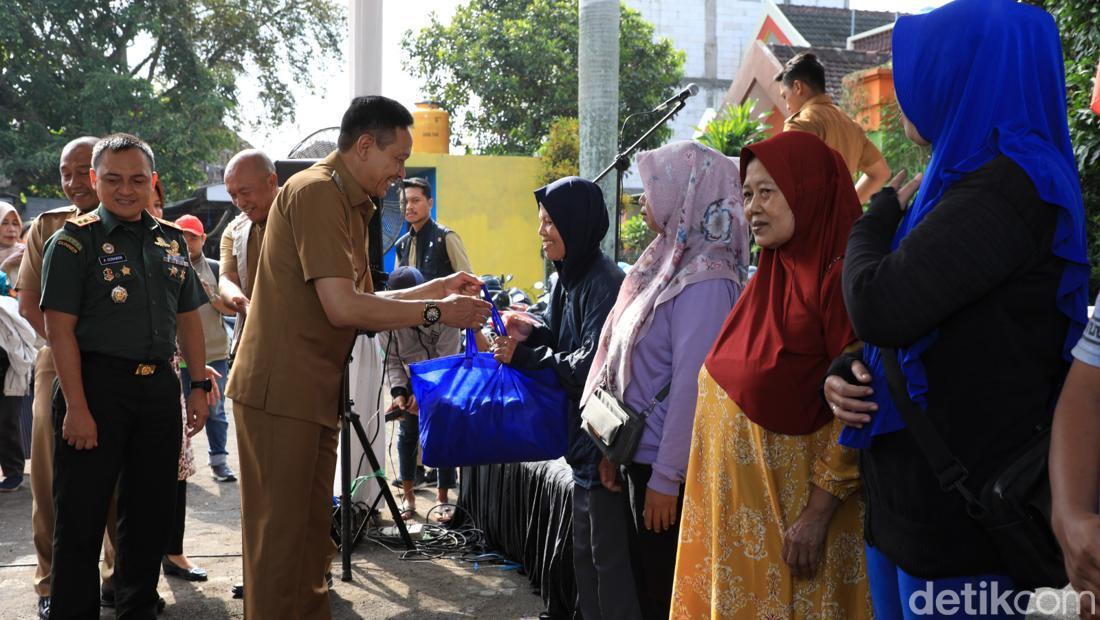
774, 52, 826, 93
337, 96, 415, 152
92, 133, 155, 170
401, 177, 432, 200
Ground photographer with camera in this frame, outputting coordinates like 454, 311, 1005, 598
380, 266, 461, 522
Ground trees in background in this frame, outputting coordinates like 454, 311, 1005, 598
0, 0, 343, 199
402, 0, 684, 156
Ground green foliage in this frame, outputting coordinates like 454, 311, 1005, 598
538, 117, 580, 186
620, 214, 656, 264
695, 100, 771, 157
402, 0, 685, 155
876, 100, 930, 182
0, 0, 344, 200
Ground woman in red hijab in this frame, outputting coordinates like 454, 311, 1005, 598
670, 132, 870, 618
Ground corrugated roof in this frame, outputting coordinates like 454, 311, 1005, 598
770, 44, 891, 101
778, 4, 899, 48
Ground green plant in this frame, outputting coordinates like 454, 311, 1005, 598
695, 100, 771, 157
537, 117, 580, 186
620, 214, 656, 264
877, 100, 931, 182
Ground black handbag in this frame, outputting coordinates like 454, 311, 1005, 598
880, 348, 1067, 590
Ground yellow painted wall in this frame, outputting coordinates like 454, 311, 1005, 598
407, 152, 545, 291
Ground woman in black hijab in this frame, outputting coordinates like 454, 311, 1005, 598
491, 176, 634, 618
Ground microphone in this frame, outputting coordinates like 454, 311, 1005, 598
651, 83, 699, 112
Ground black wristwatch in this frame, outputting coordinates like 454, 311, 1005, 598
190, 378, 213, 393
423, 302, 442, 327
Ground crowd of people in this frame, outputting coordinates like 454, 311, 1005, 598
3, 0, 1100, 619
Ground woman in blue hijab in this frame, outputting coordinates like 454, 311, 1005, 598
823, 0, 1087, 616
490, 177, 633, 619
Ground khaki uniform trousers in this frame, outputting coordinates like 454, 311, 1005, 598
29, 346, 117, 597
234, 402, 338, 620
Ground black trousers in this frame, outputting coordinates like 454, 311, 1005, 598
621, 462, 685, 620
49, 359, 181, 620
166, 480, 187, 556
0, 394, 25, 476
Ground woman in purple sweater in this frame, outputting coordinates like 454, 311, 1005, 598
581, 141, 749, 619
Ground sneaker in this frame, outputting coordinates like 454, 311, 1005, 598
211, 464, 237, 483
36, 597, 49, 620
0, 474, 23, 492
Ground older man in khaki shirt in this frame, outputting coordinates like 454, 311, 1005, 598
218, 149, 278, 354
226, 95, 490, 620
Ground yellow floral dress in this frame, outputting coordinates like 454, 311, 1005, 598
670, 367, 872, 619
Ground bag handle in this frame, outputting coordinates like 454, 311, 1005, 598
880, 348, 988, 519
464, 284, 508, 360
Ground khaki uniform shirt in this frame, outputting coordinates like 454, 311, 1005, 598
226, 151, 375, 429
17, 205, 81, 293
784, 94, 885, 176
191, 256, 231, 362
219, 214, 265, 299
40, 206, 204, 361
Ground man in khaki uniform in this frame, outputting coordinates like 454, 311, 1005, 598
226, 95, 491, 620
17, 136, 119, 620
218, 149, 278, 353
776, 52, 891, 204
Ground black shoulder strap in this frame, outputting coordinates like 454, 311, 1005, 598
880, 348, 987, 518
655, 383, 671, 402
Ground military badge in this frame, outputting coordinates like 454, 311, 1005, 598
120, 266, 132, 276
101, 242, 115, 254
155, 237, 170, 248
103, 268, 115, 282
110, 286, 128, 304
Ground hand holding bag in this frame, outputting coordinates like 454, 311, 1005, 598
409, 289, 569, 467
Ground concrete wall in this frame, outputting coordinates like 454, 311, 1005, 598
402, 152, 546, 290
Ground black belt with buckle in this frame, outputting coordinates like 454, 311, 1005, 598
82, 353, 170, 377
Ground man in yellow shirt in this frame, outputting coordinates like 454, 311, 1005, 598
777, 52, 891, 204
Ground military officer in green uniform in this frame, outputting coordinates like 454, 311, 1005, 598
40, 133, 210, 620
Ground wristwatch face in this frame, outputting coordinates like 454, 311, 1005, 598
424, 304, 442, 325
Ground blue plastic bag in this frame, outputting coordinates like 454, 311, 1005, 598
409, 299, 569, 468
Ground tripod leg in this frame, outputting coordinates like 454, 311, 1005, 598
340, 419, 352, 581
348, 412, 416, 550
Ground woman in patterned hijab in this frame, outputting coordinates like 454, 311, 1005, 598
582, 140, 748, 618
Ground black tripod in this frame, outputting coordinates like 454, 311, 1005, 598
338, 344, 414, 582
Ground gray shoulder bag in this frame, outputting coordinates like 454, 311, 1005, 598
581, 368, 671, 465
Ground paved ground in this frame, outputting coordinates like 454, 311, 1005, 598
0, 413, 545, 619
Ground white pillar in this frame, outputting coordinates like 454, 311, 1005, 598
578, 0, 620, 258
349, 0, 383, 98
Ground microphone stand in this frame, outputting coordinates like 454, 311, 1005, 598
593, 97, 688, 261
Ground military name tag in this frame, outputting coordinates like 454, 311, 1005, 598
98, 254, 126, 266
